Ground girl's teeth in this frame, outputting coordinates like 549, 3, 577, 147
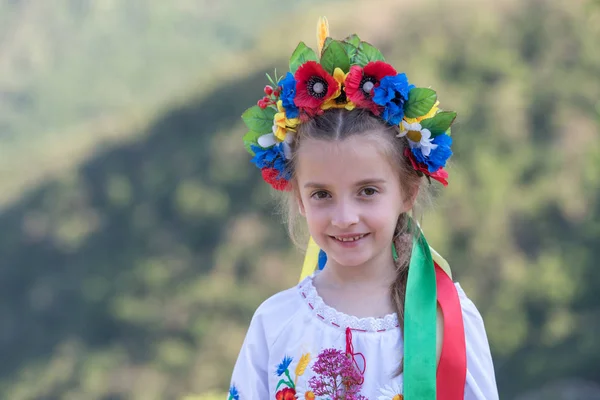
335, 234, 365, 242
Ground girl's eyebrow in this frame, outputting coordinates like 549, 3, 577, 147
355, 178, 386, 186
303, 178, 386, 189
303, 182, 327, 189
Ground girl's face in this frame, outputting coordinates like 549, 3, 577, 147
296, 134, 414, 270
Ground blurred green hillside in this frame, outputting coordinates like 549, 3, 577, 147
0, 0, 599, 399
0, 0, 329, 209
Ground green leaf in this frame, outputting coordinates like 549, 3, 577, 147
320, 40, 350, 74
284, 370, 296, 389
276, 379, 291, 391
265, 72, 277, 87
342, 42, 359, 65
321, 37, 333, 55
289, 42, 318, 74
404, 88, 437, 119
354, 41, 385, 67
342, 34, 360, 63
242, 130, 264, 155
419, 111, 457, 136
344, 33, 361, 48
241, 106, 276, 133
274, 68, 283, 83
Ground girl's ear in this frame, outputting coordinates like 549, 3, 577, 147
297, 194, 306, 217
403, 183, 420, 212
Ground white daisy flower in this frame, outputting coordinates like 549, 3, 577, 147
378, 380, 404, 400
294, 382, 315, 400
398, 121, 438, 157
265, 128, 295, 160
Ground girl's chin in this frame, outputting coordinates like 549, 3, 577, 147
323, 252, 372, 269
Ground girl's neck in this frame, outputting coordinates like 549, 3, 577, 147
311, 245, 399, 319
318, 244, 397, 289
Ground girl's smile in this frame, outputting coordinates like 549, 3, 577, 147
329, 232, 371, 247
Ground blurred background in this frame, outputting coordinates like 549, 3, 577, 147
0, 0, 599, 399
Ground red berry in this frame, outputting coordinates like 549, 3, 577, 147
257, 99, 267, 109
273, 88, 281, 97
264, 85, 273, 95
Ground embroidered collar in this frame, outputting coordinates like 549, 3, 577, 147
297, 275, 399, 333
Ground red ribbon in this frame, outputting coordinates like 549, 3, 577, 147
435, 262, 467, 399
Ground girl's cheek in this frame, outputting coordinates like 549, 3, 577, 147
307, 206, 331, 225
308, 206, 328, 219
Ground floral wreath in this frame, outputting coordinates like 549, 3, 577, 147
241, 17, 456, 191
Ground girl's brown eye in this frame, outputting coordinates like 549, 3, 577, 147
361, 187, 377, 196
312, 190, 330, 199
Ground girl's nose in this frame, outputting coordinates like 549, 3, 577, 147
331, 201, 359, 228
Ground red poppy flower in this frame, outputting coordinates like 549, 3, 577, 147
276, 388, 297, 400
294, 61, 339, 116
345, 61, 397, 114
261, 168, 291, 191
404, 148, 449, 186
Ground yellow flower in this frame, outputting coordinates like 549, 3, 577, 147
295, 353, 311, 380
273, 100, 300, 141
316, 16, 329, 55
321, 68, 356, 111
403, 100, 439, 124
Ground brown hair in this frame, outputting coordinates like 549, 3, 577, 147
280, 108, 433, 373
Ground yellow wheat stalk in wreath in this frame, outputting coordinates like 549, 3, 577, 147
317, 16, 329, 55
294, 353, 311, 385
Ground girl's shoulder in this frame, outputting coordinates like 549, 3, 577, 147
454, 282, 486, 326
453, 282, 499, 397
244, 280, 309, 345
253, 281, 305, 320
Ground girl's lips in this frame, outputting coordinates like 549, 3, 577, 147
328, 233, 370, 247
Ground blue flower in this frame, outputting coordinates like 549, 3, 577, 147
380, 101, 404, 125
228, 385, 240, 400
276, 355, 293, 376
372, 73, 415, 125
250, 143, 291, 179
411, 133, 453, 172
278, 72, 299, 118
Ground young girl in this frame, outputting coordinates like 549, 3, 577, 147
229, 18, 498, 400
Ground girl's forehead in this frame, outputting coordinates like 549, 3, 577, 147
296, 136, 396, 183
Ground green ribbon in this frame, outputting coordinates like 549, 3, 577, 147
403, 229, 437, 400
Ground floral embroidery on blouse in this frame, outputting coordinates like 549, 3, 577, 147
308, 348, 367, 399
274, 353, 311, 399
377, 381, 404, 400
276, 348, 367, 400
228, 384, 240, 400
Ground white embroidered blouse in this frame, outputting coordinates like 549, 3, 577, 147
228, 275, 499, 399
